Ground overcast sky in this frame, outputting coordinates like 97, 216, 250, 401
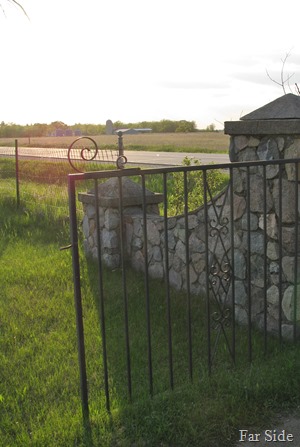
1, 0, 300, 129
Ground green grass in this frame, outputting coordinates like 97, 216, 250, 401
1, 190, 300, 446
0, 157, 230, 217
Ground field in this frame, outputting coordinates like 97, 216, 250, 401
0, 132, 230, 153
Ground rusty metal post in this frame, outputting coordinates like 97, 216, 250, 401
15, 139, 20, 208
116, 131, 127, 169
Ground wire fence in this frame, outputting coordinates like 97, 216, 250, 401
0, 138, 122, 219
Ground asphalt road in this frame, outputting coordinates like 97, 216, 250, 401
126, 150, 230, 166
0, 146, 230, 167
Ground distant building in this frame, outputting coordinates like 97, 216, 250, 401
54, 128, 76, 137
55, 128, 65, 137
74, 129, 82, 136
106, 119, 114, 135
114, 128, 152, 135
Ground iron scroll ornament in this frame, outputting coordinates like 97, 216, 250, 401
67, 136, 127, 173
116, 154, 128, 170
68, 136, 98, 173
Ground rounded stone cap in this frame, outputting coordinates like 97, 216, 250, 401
78, 177, 164, 207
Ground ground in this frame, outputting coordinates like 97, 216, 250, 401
235, 410, 300, 446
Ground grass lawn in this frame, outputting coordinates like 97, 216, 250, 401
1, 154, 300, 446
1, 190, 300, 446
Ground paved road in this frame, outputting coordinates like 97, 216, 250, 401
0, 146, 230, 166
126, 150, 230, 166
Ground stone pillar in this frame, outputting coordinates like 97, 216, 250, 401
78, 177, 163, 269
225, 93, 300, 337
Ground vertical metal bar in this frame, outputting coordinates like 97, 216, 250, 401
263, 165, 268, 354
246, 166, 252, 362
94, 179, 110, 412
68, 175, 89, 421
229, 167, 236, 364
183, 171, 193, 381
118, 176, 132, 400
203, 169, 212, 374
118, 131, 124, 157
278, 165, 283, 342
141, 173, 154, 396
163, 172, 174, 390
293, 162, 299, 342
15, 139, 20, 208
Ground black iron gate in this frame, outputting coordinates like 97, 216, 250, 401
68, 159, 300, 421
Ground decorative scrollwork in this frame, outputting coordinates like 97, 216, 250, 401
67, 135, 127, 173
211, 308, 231, 330
210, 260, 231, 280
116, 155, 128, 170
209, 216, 229, 238
68, 137, 99, 173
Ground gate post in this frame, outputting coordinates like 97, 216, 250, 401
225, 93, 300, 340
68, 174, 89, 420
78, 177, 163, 269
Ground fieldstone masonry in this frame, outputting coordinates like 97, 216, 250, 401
79, 94, 300, 338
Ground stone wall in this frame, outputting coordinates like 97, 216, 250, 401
79, 94, 300, 338
80, 178, 232, 296
79, 154, 299, 338
228, 133, 300, 337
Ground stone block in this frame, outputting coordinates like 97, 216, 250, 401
102, 229, 118, 249
147, 220, 161, 246
169, 268, 182, 290
273, 178, 297, 224
148, 262, 164, 279
234, 250, 246, 279
282, 285, 300, 321
104, 209, 119, 230
267, 241, 279, 260
258, 213, 278, 239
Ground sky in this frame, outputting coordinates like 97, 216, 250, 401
1, 0, 300, 130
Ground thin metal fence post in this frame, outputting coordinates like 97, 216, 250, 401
183, 171, 193, 381
294, 162, 299, 342
118, 175, 132, 401
118, 131, 124, 157
203, 170, 212, 374
94, 179, 110, 412
68, 174, 89, 421
263, 165, 268, 354
246, 166, 252, 363
229, 167, 236, 364
278, 165, 283, 342
141, 174, 154, 396
15, 139, 20, 208
163, 172, 174, 390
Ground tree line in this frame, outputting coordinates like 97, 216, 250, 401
0, 119, 198, 138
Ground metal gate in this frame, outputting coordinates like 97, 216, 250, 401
68, 158, 300, 421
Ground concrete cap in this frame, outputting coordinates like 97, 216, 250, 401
78, 177, 164, 207
241, 93, 300, 120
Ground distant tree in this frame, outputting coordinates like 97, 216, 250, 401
175, 120, 196, 133
157, 120, 177, 133
206, 123, 216, 132
266, 51, 300, 95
